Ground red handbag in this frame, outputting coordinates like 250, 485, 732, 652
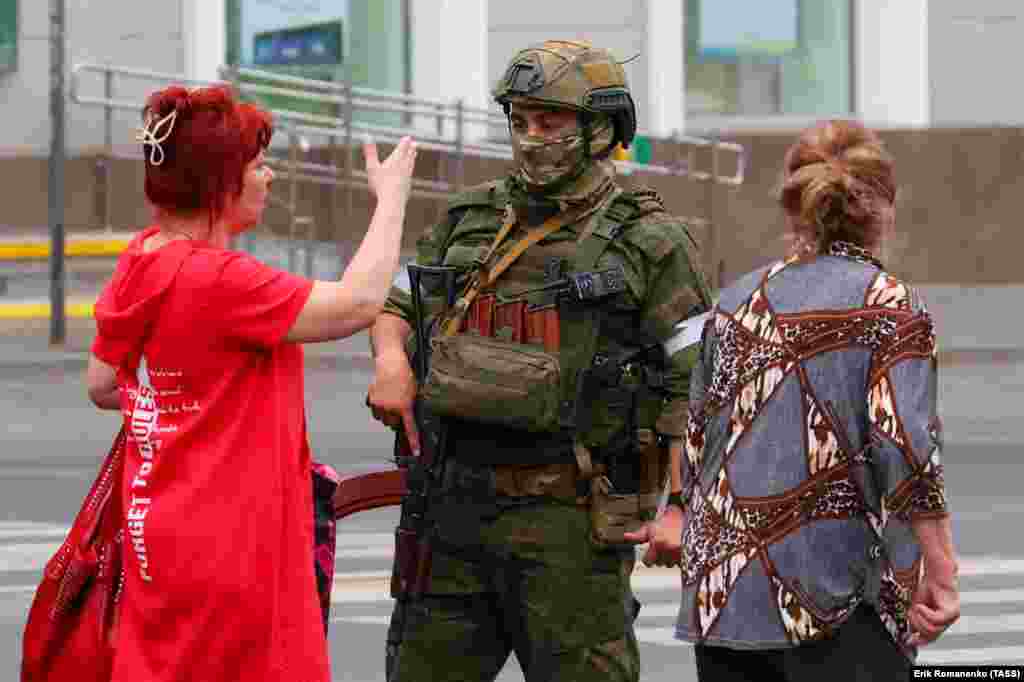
21, 427, 127, 682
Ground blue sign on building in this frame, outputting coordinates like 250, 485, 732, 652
254, 20, 343, 67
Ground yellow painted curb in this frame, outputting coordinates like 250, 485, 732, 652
0, 302, 95, 320
0, 239, 130, 260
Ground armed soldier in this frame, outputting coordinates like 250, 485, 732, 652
367, 39, 711, 682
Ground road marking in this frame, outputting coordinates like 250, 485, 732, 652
0, 301, 96, 320
338, 546, 394, 560
918, 646, 1024, 665
0, 469, 91, 480
0, 525, 71, 541
948, 613, 1024, 637
0, 543, 60, 572
635, 627, 690, 646
336, 533, 394, 548
0, 238, 130, 260
332, 615, 390, 626
0, 585, 37, 595
959, 557, 1024, 576
958, 588, 1024, 605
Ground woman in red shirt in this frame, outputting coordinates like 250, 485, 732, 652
85, 84, 417, 681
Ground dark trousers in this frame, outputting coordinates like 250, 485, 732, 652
695, 603, 911, 682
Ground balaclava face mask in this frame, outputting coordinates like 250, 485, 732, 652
509, 113, 617, 224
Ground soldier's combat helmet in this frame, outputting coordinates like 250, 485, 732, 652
493, 39, 638, 152
493, 41, 638, 194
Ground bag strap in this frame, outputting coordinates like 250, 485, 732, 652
44, 426, 127, 578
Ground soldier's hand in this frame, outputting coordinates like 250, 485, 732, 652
623, 506, 684, 568
367, 351, 421, 456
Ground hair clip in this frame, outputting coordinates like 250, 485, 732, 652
135, 110, 178, 166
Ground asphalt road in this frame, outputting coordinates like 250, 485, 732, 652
2, 320, 1023, 680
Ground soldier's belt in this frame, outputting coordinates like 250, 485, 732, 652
494, 461, 598, 503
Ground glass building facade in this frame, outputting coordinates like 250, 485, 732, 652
0, 0, 16, 73
685, 0, 852, 119
225, 0, 408, 124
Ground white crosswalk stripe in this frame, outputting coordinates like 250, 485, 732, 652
5, 523, 1024, 664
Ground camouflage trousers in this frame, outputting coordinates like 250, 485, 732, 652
385, 499, 641, 682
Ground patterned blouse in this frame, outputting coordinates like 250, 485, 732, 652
675, 241, 948, 661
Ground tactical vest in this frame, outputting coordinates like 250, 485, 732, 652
423, 179, 672, 455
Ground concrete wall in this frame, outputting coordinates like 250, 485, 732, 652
929, 1, 1024, 126
486, 1, 651, 132
856, 0, 930, 128
5, 125, 1023, 287
0, 0, 184, 156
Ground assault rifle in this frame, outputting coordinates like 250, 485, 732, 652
332, 264, 459, 603
388, 264, 459, 599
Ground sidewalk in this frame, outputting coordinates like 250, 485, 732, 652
0, 229, 131, 319
0, 230, 134, 260
2, 285, 1021, 354
2, 228, 1022, 351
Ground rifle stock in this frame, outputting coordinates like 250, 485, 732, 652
332, 467, 407, 521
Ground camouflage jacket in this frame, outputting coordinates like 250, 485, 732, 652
382, 176, 712, 448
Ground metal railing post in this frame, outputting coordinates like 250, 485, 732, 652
287, 129, 300, 273
103, 66, 113, 231
343, 71, 354, 225
705, 130, 720, 289
454, 98, 465, 192
66, 62, 747, 247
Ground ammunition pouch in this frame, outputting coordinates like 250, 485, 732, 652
589, 475, 648, 547
588, 430, 670, 549
419, 333, 563, 433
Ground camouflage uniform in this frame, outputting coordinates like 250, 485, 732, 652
380, 40, 711, 682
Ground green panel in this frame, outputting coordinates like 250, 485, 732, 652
779, 0, 851, 115
225, 0, 241, 66
632, 135, 652, 164
0, 0, 17, 73
226, 0, 409, 128
236, 68, 341, 119
686, 0, 851, 117
347, 0, 405, 128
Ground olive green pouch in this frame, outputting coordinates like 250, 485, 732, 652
588, 476, 648, 548
419, 334, 562, 432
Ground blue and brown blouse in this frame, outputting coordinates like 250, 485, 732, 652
675, 241, 948, 661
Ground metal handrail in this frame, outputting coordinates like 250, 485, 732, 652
223, 65, 746, 184
71, 61, 746, 185
225, 65, 502, 121
68, 59, 747, 260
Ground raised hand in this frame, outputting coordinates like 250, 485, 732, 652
364, 136, 418, 201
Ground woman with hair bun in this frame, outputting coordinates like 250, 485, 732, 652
674, 120, 960, 680
84, 84, 417, 680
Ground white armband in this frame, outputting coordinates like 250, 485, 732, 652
391, 269, 412, 295
663, 311, 711, 358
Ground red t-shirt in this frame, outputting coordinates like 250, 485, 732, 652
92, 227, 327, 681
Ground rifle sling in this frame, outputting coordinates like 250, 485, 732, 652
441, 208, 582, 337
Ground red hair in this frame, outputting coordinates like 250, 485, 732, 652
778, 120, 895, 252
141, 84, 273, 221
